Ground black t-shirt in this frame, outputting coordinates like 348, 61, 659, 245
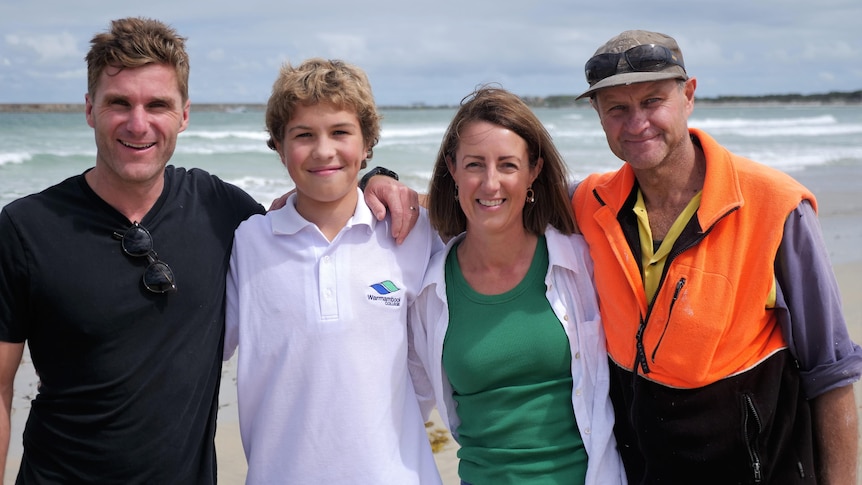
0, 166, 264, 484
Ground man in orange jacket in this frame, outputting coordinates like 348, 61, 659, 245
572, 30, 861, 484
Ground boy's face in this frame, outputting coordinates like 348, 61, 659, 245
276, 101, 367, 219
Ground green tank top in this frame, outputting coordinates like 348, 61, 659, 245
443, 236, 588, 484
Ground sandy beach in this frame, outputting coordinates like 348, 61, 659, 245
3, 163, 861, 484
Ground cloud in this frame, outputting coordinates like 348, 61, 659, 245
312, 33, 369, 62
0, 0, 859, 103
206, 48, 225, 62
4, 32, 81, 63
818, 72, 836, 82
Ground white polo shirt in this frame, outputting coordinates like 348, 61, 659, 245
225, 189, 443, 484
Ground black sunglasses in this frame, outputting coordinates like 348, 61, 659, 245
585, 44, 685, 85
113, 222, 177, 293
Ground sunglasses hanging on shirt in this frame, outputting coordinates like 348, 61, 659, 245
113, 222, 177, 294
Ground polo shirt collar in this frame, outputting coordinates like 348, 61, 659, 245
269, 188, 376, 235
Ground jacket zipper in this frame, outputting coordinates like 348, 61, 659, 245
650, 277, 686, 362
743, 394, 764, 483
634, 315, 650, 374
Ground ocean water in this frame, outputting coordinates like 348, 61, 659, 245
2, 105, 861, 470
2, 104, 862, 210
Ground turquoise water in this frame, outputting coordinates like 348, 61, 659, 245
2, 104, 862, 209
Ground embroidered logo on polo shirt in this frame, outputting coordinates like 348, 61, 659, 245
367, 280, 403, 307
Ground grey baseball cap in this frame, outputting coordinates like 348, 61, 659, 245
577, 30, 688, 100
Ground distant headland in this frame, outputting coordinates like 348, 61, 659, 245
0, 103, 268, 113
523, 90, 862, 108
1, 90, 859, 113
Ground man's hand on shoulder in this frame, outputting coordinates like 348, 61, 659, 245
361, 168, 419, 245
268, 190, 292, 211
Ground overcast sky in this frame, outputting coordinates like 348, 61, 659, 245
2, 0, 860, 106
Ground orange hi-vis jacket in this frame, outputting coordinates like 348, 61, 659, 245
573, 128, 820, 483
573, 128, 815, 389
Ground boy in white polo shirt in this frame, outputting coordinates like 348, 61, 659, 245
223, 58, 442, 484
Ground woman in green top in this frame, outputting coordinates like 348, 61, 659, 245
409, 86, 625, 484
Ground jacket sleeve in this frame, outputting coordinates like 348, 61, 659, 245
774, 200, 862, 398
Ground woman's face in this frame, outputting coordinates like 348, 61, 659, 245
448, 120, 541, 237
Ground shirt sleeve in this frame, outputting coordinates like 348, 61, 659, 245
0, 209, 29, 343
407, 293, 437, 421
223, 239, 241, 361
774, 200, 862, 398
568, 179, 581, 200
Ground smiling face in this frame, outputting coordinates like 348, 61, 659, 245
592, 78, 695, 172
275, 101, 367, 220
85, 63, 190, 191
448, 120, 542, 238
